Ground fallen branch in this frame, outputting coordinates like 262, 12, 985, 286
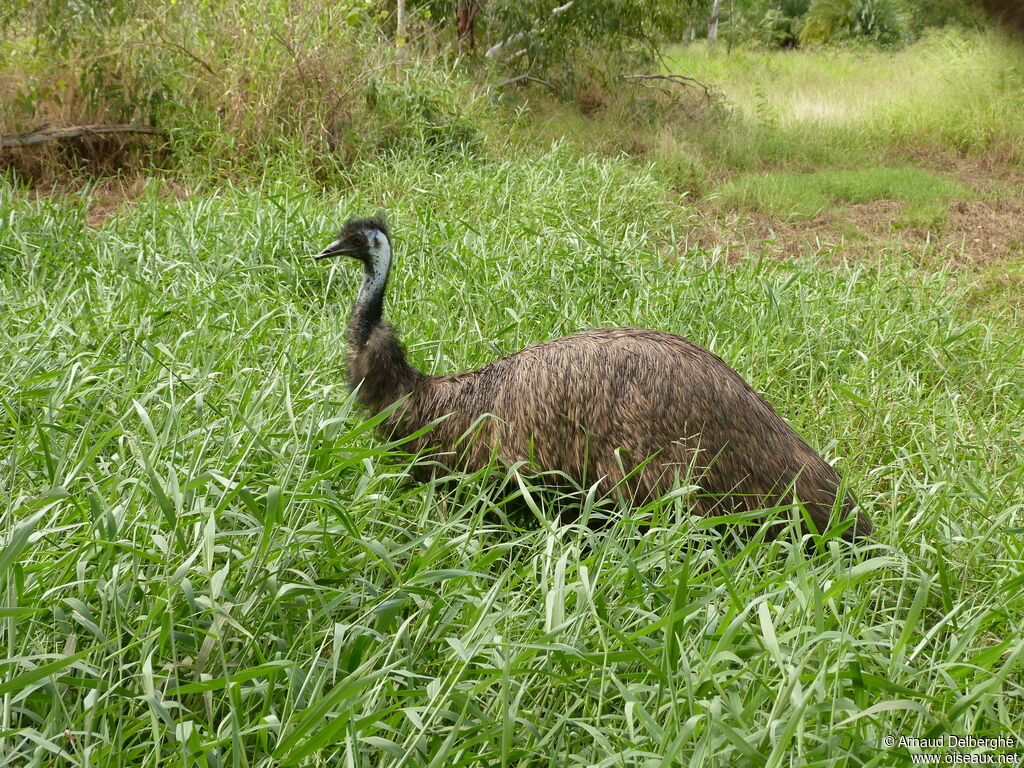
141, 35, 217, 77
490, 73, 557, 92
1, 124, 165, 149
622, 73, 715, 98
622, 73, 722, 122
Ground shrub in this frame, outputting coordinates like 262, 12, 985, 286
480, 0, 689, 93
902, 0, 986, 33
801, 0, 910, 47
760, 0, 813, 48
0, 0, 489, 182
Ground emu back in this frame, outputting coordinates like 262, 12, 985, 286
373, 328, 872, 540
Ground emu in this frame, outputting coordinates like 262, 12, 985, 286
315, 216, 872, 541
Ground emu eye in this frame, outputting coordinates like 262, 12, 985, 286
351, 235, 367, 247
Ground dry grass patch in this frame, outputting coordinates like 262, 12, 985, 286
685, 196, 1024, 265
686, 159, 1024, 266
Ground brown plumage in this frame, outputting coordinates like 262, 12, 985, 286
316, 216, 872, 540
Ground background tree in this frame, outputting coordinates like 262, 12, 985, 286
801, 0, 910, 47
708, 0, 723, 43
456, 1, 483, 53
480, 0, 692, 90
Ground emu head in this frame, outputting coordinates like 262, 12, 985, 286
315, 215, 391, 270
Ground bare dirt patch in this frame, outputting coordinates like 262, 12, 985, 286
1, 133, 169, 189
945, 197, 1024, 262
85, 178, 189, 227
21, 176, 190, 228
86, 199, 124, 227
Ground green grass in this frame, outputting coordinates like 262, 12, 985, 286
528, 29, 1024, 181
525, 30, 1023, 242
664, 29, 1024, 169
2, 148, 1024, 766
715, 166, 972, 226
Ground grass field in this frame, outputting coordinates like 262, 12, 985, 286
714, 166, 973, 227
525, 29, 1024, 265
3, 18, 1024, 768
3, 149, 1024, 765
664, 29, 1024, 168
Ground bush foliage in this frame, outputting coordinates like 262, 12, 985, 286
0, 0, 488, 182
801, 0, 911, 46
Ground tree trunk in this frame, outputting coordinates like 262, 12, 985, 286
396, 0, 407, 67
708, 0, 721, 45
456, 1, 481, 55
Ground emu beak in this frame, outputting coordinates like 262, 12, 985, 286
313, 240, 359, 260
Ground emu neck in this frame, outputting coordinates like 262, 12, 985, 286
348, 244, 391, 348
345, 239, 423, 416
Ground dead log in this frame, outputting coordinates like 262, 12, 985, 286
1, 124, 164, 150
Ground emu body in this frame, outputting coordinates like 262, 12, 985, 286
317, 217, 872, 540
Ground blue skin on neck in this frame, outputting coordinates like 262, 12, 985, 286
350, 230, 391, 347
